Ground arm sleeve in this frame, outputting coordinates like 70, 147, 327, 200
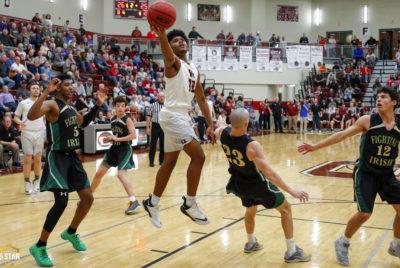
81, 105, 99, 128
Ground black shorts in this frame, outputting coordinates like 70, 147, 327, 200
41, 150, 90, 192
353, 165, 400, 213
102, 144, 135, 170
226, 177, 285, 208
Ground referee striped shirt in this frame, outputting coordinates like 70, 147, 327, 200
149, 101, 164, 123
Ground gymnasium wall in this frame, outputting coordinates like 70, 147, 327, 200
310, 0, 400, 44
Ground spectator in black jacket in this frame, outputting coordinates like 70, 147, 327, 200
0, 55, 15, 89
299, 33, 309, 44
0, 29, 13, 47
188, 27, 204, 41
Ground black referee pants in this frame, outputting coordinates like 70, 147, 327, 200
149, 122, 164, 165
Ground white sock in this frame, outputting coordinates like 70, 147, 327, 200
286, 238, 296, 254
340, 235, 351, 244
151, 194, 160, 206
185, 195, 196, 207
247, 233, 256, 244
393, 236, 400, 247
129, 196, 136, 202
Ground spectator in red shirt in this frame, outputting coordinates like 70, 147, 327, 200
330, 109, 344, 130
360, 65, 371, 83
258, 101, 271, 130
287, 99, 298, 133
131, 26, 142, 53
146, 30, 157, 53
106, 63, 122, 84
224, 96, 233, 115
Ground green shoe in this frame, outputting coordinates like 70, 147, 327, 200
29, 244, 53, 267
61, 230, 87, 252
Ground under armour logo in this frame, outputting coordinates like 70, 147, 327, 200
60, 192, 67, 196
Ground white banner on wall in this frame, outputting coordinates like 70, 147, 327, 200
223, 47, 238, 71
256, 48, 269, 72
269, 48, 283, 72
239, 46, 253, 70
192, 46, 207, 70
286, 45, 299, 68
310, 46, 323, 68
207, 46, 222, 71
298, 45, 311, 68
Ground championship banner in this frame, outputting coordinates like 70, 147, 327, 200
223, 47, 238, 71
298, 45, 311, 68
311, 46, 323, 68
269, 48, 283, 72
239, 46, 252, 70
286, 45, 299, 68
192, 45, 207, 70
256, 48, 269, 72
207, 46, 222, 71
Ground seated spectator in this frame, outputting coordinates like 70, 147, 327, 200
35, 51, 47, 66
94, 52, 110, 75
0, 85, 16, 111
246, 32, 255, 46
352, 85, 362, 101
344, 85, 353, 102
326, 72, 336, 86
40, 61, 51, 82
235, 96, 244, 108
236, 33, 246, 46
15, 81, 29, 100
84, 95, 94, 109
366, 49, 376, 67
353, 44, 365, 61
128, 94, 140, 108
29, 60, 43, 75
138, 94, 150, 116
248, 107, 260, 133
216, 109, 227, 128
76, 51, 94, 74
52, 47, 65, 68
63, 53, 77, 73
314, 71, 325, 87
360, 65, 371, 83
95, 111, 110, 124
11, 57, 33, 87
0, 54, 15, 89
328, 103, 336, 120
75, 94, 89, 114
0, 115, 21, 169
0, 29, 13, 47
225, 32, 234, 46
75, 79, 86, 97
320, 108, 330, 129
269, 34, 278, 47
107, 63, 122, 84
216, 30, 225, 45
318, 63, 328, 73
113, 81, 126, 99
299, 33, 309, 44
330, 109, 344, 131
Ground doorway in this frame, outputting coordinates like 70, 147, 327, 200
379, 28, 400, 60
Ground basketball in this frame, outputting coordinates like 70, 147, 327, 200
147, 0, 176, 29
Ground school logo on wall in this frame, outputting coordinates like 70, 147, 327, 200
300, 161, 400, 179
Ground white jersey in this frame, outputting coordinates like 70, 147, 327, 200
14, 98, 45, 132
164, 59, 198, 114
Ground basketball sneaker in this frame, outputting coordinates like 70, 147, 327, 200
180, 196, 210, 225
25, 181, 32, 195
388, 241, 400, 258
125, 200, 141, 215
244, 238, 264, 253
29, 244, 53, 267
284, 245, 311, 263
61, 230, 87, 252
142, 195, 162, 228
33, 179, 40, 192
334, 238, 350, 266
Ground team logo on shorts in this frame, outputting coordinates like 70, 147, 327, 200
300, 161, 400, 179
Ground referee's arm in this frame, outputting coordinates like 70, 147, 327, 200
146, 113, 152, 136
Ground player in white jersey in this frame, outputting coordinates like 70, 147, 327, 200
14, 82, 45, 194
143, 26, 215, 228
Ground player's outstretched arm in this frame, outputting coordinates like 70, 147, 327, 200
112, 117, 137, 142
150, 24, 180, 73
28, 78, 60, 122
298, 115, 370, 155
247, 141, 309, 203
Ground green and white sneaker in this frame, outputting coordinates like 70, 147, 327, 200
29, 244, 53, 267
61, 230, 87, 252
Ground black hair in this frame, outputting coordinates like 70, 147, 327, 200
377, 86, 399, 109
167, 29, 189, 44
28, 81, 40, 90
113, 96, 127, 106
56, 73, 72, 82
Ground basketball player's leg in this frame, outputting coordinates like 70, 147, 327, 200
153, 150, 180, 197
183, 138, 205, 196
275, 200, 294, 238
117, 169, 134, 196
90, 164, 109, 193
23, 154, 33, 179
30, 189, 69, 266
243, 206, 263, 253
389, 204, 400, 257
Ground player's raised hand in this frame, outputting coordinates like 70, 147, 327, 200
46, 78, 61, 94
297, 142, 316, 155
96, 87, 108, 106
291, 189, 309, 203
150, 23, 166, 39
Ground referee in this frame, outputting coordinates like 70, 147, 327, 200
146, 92, 165, 167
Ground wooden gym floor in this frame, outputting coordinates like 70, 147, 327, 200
0, 132, 399, 267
